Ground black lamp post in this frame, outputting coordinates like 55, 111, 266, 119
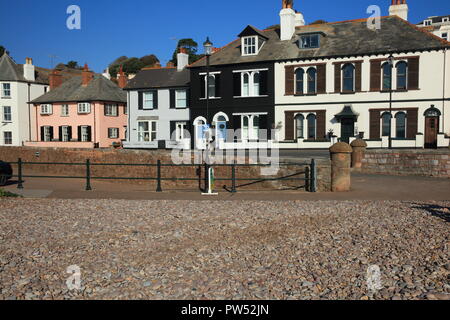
388, 54, 394, 149
203, 37, 213, 190
203, 37, 213, 122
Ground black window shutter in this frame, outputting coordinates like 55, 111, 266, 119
87, 126, 92, 142
40, 126, 45, 142
104, 104, 107, 116
68, 126, 72, 141
138, 91, 143, 110
215, 74, 221, 97
153, 90, 158, 109
259, 115, 268, 142
260, 70, 268, 96
233, 73, 241, 97
49, 127, 54, 141
77, 126, 81, 142
186, 88, 190, 108
200, 75, 206, 98
233, 115, 241, 141
170, 89, 175, 109
59, 126, 63, 141
170, 121, 176, 140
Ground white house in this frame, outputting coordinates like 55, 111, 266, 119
123, 49, 190, 149
0, 53, 49, 146
417, 14, 450, 42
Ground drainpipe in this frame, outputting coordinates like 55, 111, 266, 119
27, 83, 31, 142
443, 48, 447, 134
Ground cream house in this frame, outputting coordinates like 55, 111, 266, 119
273, 1, 450, 149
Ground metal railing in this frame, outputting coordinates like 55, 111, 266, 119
8, 158, 317, 193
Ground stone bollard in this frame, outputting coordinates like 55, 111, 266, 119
350, 139, 368, 169
329, 142, 352, 192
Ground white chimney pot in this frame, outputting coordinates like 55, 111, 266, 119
280, 8, 296, 41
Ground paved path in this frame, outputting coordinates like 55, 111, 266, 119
2, 173, 450, 201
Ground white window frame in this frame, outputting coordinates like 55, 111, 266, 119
40, 104, 53, 115
137, 120, 157, 142
234, 113, 265, 141
77, 103, 91, 114
81, 126, 90, 142
61, 104, 69, 117
442, 17, 449, 23
2, 106, 12, 122
143, 92, 155, 109
61, 126, 70, 142
108, 127, 119, 139
105, 104, 118, 116
442, 32, 448, 41
175, 122, 187, 141
3, 131, 12, 145
424, 19, 432, 26
341, 63, 356, 92
242, 36, 258, 56
240, 71, 261, 97
299, 34, 320, 49
175, 89, 187, 108
1, 83, 11, 98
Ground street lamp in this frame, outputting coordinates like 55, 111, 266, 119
388, 54, 394, 149
202, 37, 213, 193
203, 37, 213, 122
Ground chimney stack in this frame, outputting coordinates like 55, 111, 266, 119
177, 47, 189, 71
166, 61, 175, 68
23, 57, 35, 81
82, 64, 94, 86
280, 0, 297, 40
49, 69, 62, 90
389, 0, 408, 21
117, 65, 127, 88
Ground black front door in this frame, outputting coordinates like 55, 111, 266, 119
341, 118, 355, 144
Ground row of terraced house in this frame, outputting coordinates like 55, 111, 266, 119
1, 0, 450, 150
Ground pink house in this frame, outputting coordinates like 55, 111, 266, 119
26, 65, 127, 148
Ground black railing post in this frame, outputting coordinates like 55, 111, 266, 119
231, 164, 237, 193
310, 159, 317, 193
204, 162, 209, 193
85, 159, 92, 191
156, 160, 162, 192
305, 165, 310, 192
17, 158, 24, 189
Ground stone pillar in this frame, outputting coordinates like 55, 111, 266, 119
329, 142, 352, 192
350, 139, 368, 169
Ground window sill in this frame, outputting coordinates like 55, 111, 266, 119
78, 112, 91, 115
339, 91, 356, 95
1, 96, 12, 99
199, 97, 221, 100
40, 113, 53, 116
2, 121, 12, 124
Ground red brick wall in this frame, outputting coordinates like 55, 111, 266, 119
0, 146, 331, 191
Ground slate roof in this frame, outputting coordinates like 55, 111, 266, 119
190, 16, 450, 68
417, 15, 450, 25
0, 53, 82, 85
124, 67, 190, 90
30, 74, 126, 104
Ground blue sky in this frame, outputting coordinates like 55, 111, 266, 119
1, 0, 449, 72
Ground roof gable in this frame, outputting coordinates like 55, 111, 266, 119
238, 25, 269, 40
31, 74, 126, 104
0, 53, 25, 82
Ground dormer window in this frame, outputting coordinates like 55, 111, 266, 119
299, 34, 320, 49
238, 25, 268, 57
242, 36, 258, 56
443, 17, 449, 23
424, 19, 432, 26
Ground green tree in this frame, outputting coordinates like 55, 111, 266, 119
66, 61, 79, 69
170, 38, 203, 66
309, 20, 327, 25
0, 46, 5, 56
140, 54, 159, 68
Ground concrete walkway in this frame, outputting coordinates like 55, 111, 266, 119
2, 172, 449, 201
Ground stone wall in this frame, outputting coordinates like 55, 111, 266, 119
360, 149, 450, 178
0, 146, 331, 192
